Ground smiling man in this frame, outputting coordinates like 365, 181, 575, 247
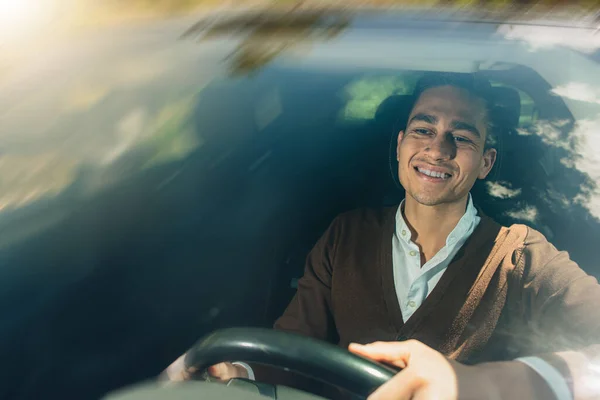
168, 73, 600, 400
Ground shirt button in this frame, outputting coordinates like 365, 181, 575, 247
408, 301, 416, 307
409, 250, 417, 257
402, 230, 407, 236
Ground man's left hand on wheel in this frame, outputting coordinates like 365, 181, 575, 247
349, 340, 458, 400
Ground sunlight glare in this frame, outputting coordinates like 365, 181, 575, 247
0, 0, 48, 40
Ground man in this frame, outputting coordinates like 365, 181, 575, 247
167, 73, 600, 399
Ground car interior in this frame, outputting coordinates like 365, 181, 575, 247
6, 52, 600, 399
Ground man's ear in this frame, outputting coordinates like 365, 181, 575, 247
396, 131, 404, 161
478, 148, 497, 179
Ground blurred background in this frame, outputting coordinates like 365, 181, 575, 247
2, 0, 600, 87
2, 0, 599, 84
1, 0, 599, 39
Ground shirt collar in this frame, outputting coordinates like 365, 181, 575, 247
395, 194, 478, 246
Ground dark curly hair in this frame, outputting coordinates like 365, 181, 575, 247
411, 72, 498, 150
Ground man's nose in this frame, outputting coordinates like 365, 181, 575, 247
425, 133, 455, 160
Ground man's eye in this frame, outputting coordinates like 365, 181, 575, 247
413, 128, 431, 135
453, 135, 472, 144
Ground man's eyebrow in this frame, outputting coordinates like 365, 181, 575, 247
450, 120, 481, 138
408, 113, 438, 126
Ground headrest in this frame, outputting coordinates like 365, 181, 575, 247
490, 86, 521, 130
374, 94, 414, 132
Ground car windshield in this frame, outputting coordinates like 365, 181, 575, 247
1, 8, 600, 400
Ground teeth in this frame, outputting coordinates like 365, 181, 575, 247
417, 167, 450, 179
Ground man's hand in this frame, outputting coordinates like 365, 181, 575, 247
349, 340, 458, 400
207, 362, 250, 381
164, 354, 249, 382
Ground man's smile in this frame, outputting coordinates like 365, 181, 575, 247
413, 164, 453, 182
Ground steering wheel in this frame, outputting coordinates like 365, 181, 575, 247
184, 328, 398, 398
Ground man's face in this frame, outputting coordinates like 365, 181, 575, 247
397, 85, 497, 207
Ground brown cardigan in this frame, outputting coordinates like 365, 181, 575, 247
268, 207, 600, 400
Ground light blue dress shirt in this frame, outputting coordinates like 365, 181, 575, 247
392, 194, 571, 400
392, 195, 480, 322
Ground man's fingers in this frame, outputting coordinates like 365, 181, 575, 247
207, 362, 229, 378
207, 362, 242, 380
207, 364, 218, 377
349, 341, 415, 368
368, 369, 423, 400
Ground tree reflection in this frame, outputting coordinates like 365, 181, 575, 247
471, 101, 600, 277
183, 10, 350, 75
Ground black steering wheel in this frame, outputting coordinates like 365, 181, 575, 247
184, 328, 398, 398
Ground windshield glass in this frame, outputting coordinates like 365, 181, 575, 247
2, 9, 600, 400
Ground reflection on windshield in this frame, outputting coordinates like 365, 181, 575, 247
183, 11, 350, 75
63, 56, 170, 112
567, 117, 600, 219
142, 95, 202, 169
505, 205, 539, 223
534, 82, 600, 221
0, 37, 221, 213
553, 82, 600, 105
0, 96, 202, 212
479, 113, 593, 236
340, 75, 420, 121
497, 23, 600, 53
485, 181, 521, 199
0, 92, 201, 212
0, 152, 77, 212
